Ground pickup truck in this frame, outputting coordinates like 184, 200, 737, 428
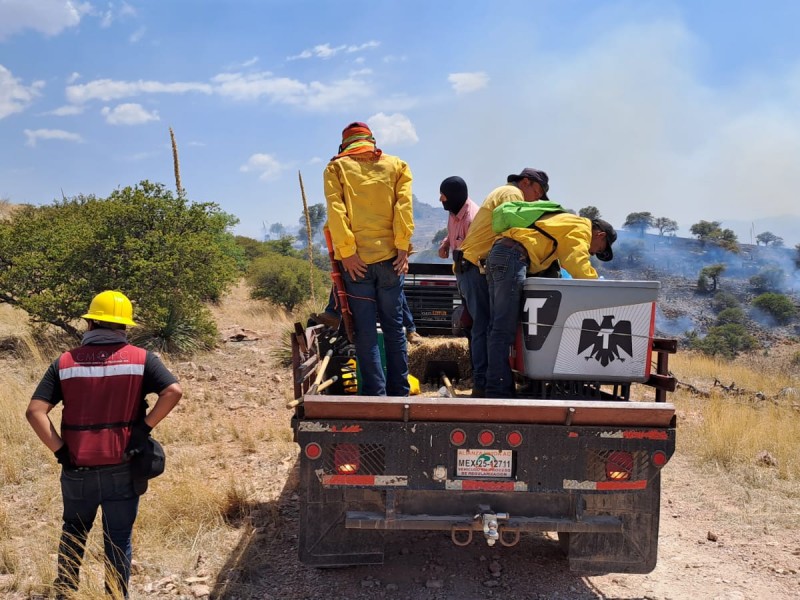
290, 266, 677, 574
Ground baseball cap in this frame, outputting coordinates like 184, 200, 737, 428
507, 168, 549, 200
591, 218, 617, 261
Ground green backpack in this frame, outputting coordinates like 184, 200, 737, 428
491, 200, 566, 233
492, 200, 566, 264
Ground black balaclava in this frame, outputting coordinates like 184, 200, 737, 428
440, 176, 469, 214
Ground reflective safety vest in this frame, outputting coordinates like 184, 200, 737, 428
59, 343, 147, 467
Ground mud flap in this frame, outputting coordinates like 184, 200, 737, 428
564, 474, 662, 574
298, 486, 385, 568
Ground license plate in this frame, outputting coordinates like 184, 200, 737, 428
456, 449, 513, 478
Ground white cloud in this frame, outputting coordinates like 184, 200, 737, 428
129, 26, 145, 43
0, 65, 45, 119
288, 40, 379, 60
67, 71, 81, 84
213, 71, 373, 111
368, 113, 418, 146
24, 128, 84, 147
0, 0, 91, 39
66, 79, 213, 103
448, 72, 489, 94
101, 103, 159, 125
99, 1, 137, 28
46, 104, 85, 116
240, 153, 287, 181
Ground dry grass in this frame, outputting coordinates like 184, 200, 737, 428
668, 349, 800, 527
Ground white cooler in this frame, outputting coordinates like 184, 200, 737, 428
515, 278, 660, 382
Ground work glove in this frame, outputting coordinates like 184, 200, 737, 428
125, 421, 153, 459
54, 444, 74, 469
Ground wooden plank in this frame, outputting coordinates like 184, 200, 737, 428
302, 395, 675, 427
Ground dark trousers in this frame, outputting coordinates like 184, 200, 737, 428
55, 462, 139, 599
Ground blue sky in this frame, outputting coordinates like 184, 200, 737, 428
2, 0, 800, 246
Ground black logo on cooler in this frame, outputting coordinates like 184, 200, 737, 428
578, 315, 633, 366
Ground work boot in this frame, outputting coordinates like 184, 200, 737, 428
406, 330, 424, 344
311, 312, 340, 329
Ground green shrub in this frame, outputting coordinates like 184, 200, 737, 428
749, 267, 785, 293
247, 253, 329, 311
711, 291, 739, 312
715, 306, 745, 326
690, 323, 757, 359
751, 292, 798, 325
129, 299, 218, 356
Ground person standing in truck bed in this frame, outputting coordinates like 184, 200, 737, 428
455, 168, 550, 397
485, 209, 617, 398
324, 121, 414, 396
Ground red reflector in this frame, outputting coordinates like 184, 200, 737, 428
334, 443, 360, 474
478, 430, 495, 446
450, 429, 466, 446
606, 451, 633, 481
304, 443, 322, 460
651, 450, 668, 467
506, 431, 523, 447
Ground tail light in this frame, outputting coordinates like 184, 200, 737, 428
651, 450, 668, 468
506, 431, 523, 447
606, 451, 633, 481
304, 442, 322, 460
334, 443, 361, 474
450, 429, 466, 446
478, 430, 495, 447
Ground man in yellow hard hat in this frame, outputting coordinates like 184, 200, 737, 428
25, 290, 182, 599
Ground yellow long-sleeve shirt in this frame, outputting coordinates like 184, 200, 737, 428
459, 184, 523, 266
501, 212, 599, 279
324, 154, 414, 264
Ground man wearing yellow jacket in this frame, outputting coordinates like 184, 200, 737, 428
324, 121, 414, 396
484, 209, 616, 398
455, 168, 550, 397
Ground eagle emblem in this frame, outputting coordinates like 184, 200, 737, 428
577, 315, 633, 366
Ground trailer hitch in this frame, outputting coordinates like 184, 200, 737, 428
450, 507, 515, 547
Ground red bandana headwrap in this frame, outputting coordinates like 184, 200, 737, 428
331, 121, 382, 161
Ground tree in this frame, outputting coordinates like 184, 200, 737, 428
0, 181, 242, 350
578, 206, 601, 220
298, 203, 326, 241
432, 228, 447, 246
689, 220, 739, 252
689, 220, 722, 245
698, 264, 725, 292
623, 212, 653, 236
653, 217, 678, 236
755, 231, 784, 247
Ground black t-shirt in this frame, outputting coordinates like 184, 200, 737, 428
32, 345, 179, 406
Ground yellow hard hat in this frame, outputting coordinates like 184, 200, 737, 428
81, 290, 137, 326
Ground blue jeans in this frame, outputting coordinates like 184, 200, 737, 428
56, 463, 140, 599
343, 259, 409, 396
326, 287, 416, 333
456, 263, 490, 393
485, 242, 528, 398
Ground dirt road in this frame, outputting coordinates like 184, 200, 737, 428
208, 450, 799, 600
